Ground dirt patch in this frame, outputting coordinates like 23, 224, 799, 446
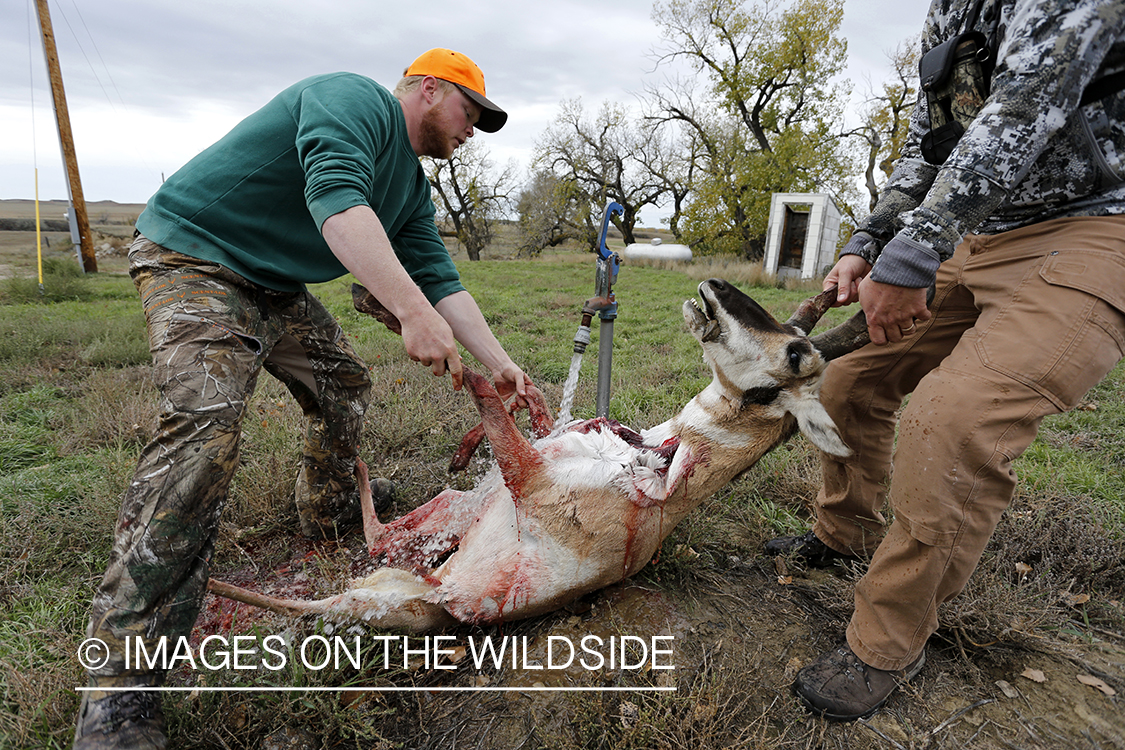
431, 567, 1125, 749
193, 538, 1124, 749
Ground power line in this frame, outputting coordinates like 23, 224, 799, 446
51, 0, 118, 112
66, 0, 128, 110
26, 0, 40, 167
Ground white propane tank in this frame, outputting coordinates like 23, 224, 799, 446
622, 237, 692, 262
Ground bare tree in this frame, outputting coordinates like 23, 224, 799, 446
643, 77, 759, 250
515, 170, 587, 256
845, 38, 920, 216
425, 140, 515, 261
534, 99, 670, 249
632, 116, 704, 238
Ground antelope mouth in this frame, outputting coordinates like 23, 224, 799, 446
683, 281, 722, 343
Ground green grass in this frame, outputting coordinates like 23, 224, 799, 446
1, 254, 1123, 748
1020, 366, 1125, 519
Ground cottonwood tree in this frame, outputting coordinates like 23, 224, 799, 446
515, 170, 587, 256
425, 140, 515, 261
644, 83, 766, 255
645, 0, 859, 258
633, 116, 703, 238
847, 38, 920, 215
533, 99, 669, 250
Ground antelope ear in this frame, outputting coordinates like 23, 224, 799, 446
790, 397, 850, 457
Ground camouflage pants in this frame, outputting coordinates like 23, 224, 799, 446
84, 235, 371, 689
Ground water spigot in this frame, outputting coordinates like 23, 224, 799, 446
573, 324, 592, 354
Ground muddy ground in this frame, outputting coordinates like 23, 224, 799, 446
4, 199, 1119, 747
190, 531, 1124, 750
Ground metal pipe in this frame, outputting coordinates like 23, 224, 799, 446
596, 316, 614, 418
592, 202, 623, 418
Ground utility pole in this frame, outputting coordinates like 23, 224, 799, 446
35, 0, 97, 273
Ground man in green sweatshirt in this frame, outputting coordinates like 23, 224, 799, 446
74, 49, 526, 749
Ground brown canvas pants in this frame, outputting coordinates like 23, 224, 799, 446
812, 215, 1125, 671
83, 235, 371, 691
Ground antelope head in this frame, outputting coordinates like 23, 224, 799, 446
654, 279, 870, 513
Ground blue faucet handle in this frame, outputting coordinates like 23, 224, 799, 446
597, 201, 624, 262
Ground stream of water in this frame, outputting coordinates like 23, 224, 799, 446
555, 351, 585, 425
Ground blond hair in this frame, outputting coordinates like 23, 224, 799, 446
393, 75, 459, 99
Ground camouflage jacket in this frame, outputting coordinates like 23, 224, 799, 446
848, 0, 1125, 288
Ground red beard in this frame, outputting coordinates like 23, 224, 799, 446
418, 105, 456, 160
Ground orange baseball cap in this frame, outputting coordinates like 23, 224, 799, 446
405, 48, 507, 132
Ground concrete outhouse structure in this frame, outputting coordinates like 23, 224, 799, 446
762, 193, 842, 280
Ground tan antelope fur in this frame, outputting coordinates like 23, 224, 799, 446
208, 279, 870, 632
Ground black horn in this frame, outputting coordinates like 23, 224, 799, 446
808, 284, 936, 362
809, 310, 871, 362
784, 286, 839, 335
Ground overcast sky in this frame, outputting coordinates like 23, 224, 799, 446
3, 0, 928, 226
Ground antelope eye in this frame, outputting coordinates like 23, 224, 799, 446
787, 343, 804, 372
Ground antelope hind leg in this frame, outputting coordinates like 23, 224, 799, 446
209, 569, 455, 633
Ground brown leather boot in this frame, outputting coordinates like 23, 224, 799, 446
793, 643, 925, 720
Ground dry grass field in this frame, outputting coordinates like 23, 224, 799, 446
1, 200, 1122, 749
0, 199, 140, 278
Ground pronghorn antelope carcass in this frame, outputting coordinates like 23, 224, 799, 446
208, 279, 871, 632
